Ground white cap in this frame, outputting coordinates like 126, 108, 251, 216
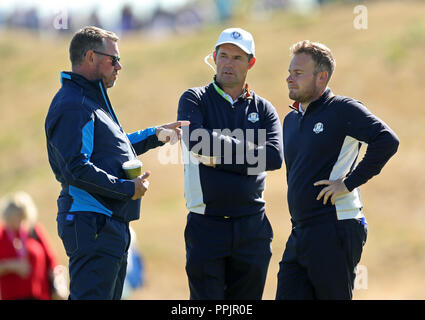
215, 28, 255, 57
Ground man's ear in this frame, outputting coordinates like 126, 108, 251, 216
85, 49, 95, 65
248, 57, 256, 69
317, 70, 329, 85
213, 51, 216, 62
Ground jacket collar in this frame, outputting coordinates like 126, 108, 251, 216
212, 76, 253, 105
60, 71, 106, 94
60, 71, 121, 127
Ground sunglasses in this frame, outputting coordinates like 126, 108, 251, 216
93, 50, 120, 66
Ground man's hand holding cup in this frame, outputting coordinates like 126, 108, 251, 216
122, 159, 150, 200
131, 171, 150, 200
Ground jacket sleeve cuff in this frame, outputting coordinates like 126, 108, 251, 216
119, 178, 135, 200
343, 176, 357, 192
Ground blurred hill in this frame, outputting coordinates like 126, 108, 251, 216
0, 1, 424, 299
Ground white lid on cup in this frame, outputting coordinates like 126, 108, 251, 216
122, 159, 143, 170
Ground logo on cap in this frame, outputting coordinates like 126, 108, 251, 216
231, 31, 241, 40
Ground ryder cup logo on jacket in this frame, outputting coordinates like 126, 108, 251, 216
313, 122, 324, 134
248, 112, 259, 123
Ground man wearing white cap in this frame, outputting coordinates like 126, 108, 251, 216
177, 28, 283, 299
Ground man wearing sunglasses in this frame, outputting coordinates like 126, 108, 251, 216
92, 50, 121, 86
45, 26, 188, 300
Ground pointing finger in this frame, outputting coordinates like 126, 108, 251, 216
167, 120, 190, 129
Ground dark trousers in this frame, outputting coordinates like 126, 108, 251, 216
276, 215, 367, 300
185, 212, 273, 300
57, 212, 130, 300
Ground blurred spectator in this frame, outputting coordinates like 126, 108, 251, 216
214, 0, 237, 23
249, 0, 288, 20
24, 7, 39, 31
0, 0, 293, 37
174, 3, 203, 34
4, 6, 40, 31
0, 191, 67, 300
147, 6, 177, 37
120, 4, 139, 33
88, 10, 102, 29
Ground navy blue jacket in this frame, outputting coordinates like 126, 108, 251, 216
177, 80, 283, 217
45, 72, 163, 222
283, 88, 399, 222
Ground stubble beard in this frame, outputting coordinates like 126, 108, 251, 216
289, 83, 318, 104
94, 65, 116, 89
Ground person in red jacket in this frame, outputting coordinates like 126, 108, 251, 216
0, 191, 64, 300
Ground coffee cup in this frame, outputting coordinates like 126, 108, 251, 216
122, 159, 143, 180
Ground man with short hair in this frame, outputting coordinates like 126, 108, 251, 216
177, 28, 283, 300
45, 26, 188, 300
276, 40, 399, 299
